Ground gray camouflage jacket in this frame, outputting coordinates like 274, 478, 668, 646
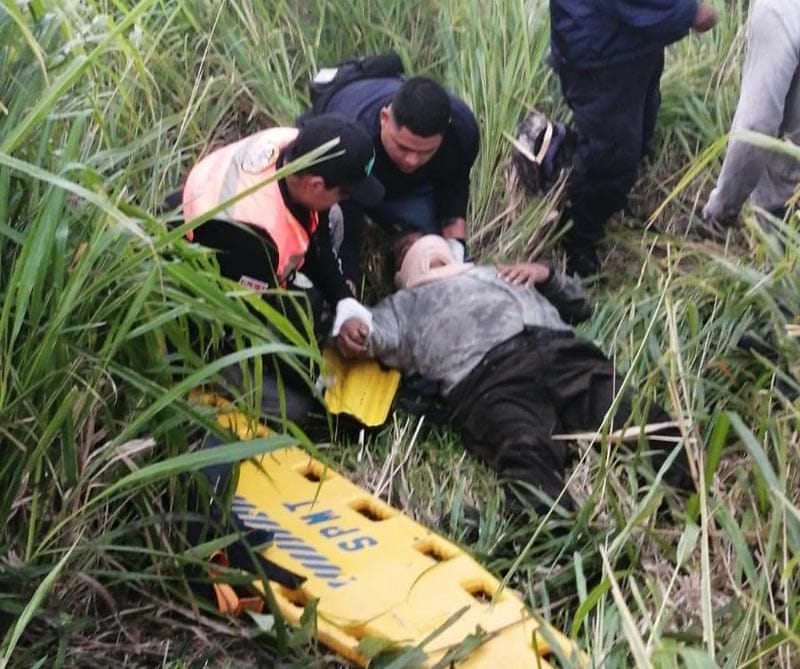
366, 266, 593, 395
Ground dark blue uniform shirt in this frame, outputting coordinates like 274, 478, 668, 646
321, 77, 480, 222
550, 0, 698, 69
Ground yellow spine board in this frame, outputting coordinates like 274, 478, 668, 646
192, 394, 587, 666
235, 446, 587, 668
321, 347, 401, 427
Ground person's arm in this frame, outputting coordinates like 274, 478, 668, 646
435, 102, 480, 245
442, 219, 468, 262
540, 270, 594, 325
335, 293, 408, 364
302, 209, 353, 305
611, 0, 712, 42
704, 3, 799, 222
435, 176, 471, 244
362, 293, 411, 370
334, 201, 366, 287
303, 211, 379, 357
498, 262, 594, 325
191, 218, 279, 288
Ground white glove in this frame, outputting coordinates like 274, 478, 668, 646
331, 297, 373, 337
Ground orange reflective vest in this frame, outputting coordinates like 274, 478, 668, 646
183, 127, 318, 284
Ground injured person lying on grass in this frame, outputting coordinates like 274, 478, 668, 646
336, 234, 693, 514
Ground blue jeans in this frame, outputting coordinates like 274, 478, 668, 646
370, 184, 439, 235
339, 185, 439, 282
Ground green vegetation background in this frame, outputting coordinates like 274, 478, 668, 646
1, 0, 798, 667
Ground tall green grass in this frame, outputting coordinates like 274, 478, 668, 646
1, 0, 799, 667
0, 3, 320, 666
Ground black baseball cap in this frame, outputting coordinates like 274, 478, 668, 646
290, 114, 385, 206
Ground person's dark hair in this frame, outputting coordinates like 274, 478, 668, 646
390, 77, 451, 137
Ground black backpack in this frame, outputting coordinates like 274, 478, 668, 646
511, 110, 575, 195
308, 52, 405, 115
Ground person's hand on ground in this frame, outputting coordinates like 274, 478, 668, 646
696, 200, 738, 241
701, 197, 737, 227
496, 262, 552, 287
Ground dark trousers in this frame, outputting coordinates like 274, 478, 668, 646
447, 331, 691, 513
218, 361, 319, 426
557, 50, 665, 250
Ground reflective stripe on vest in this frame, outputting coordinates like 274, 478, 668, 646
183, 127, 318, 283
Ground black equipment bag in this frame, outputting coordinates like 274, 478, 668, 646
308, 52, 405, 114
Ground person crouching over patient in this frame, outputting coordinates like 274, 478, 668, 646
175, 114, 384, 423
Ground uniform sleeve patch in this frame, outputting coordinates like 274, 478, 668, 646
239, 275, 271, 293
241, 142, 279, 174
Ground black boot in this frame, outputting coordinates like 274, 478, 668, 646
565, 244, 601, 278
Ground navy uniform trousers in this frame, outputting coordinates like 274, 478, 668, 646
557, 50, 665, 253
